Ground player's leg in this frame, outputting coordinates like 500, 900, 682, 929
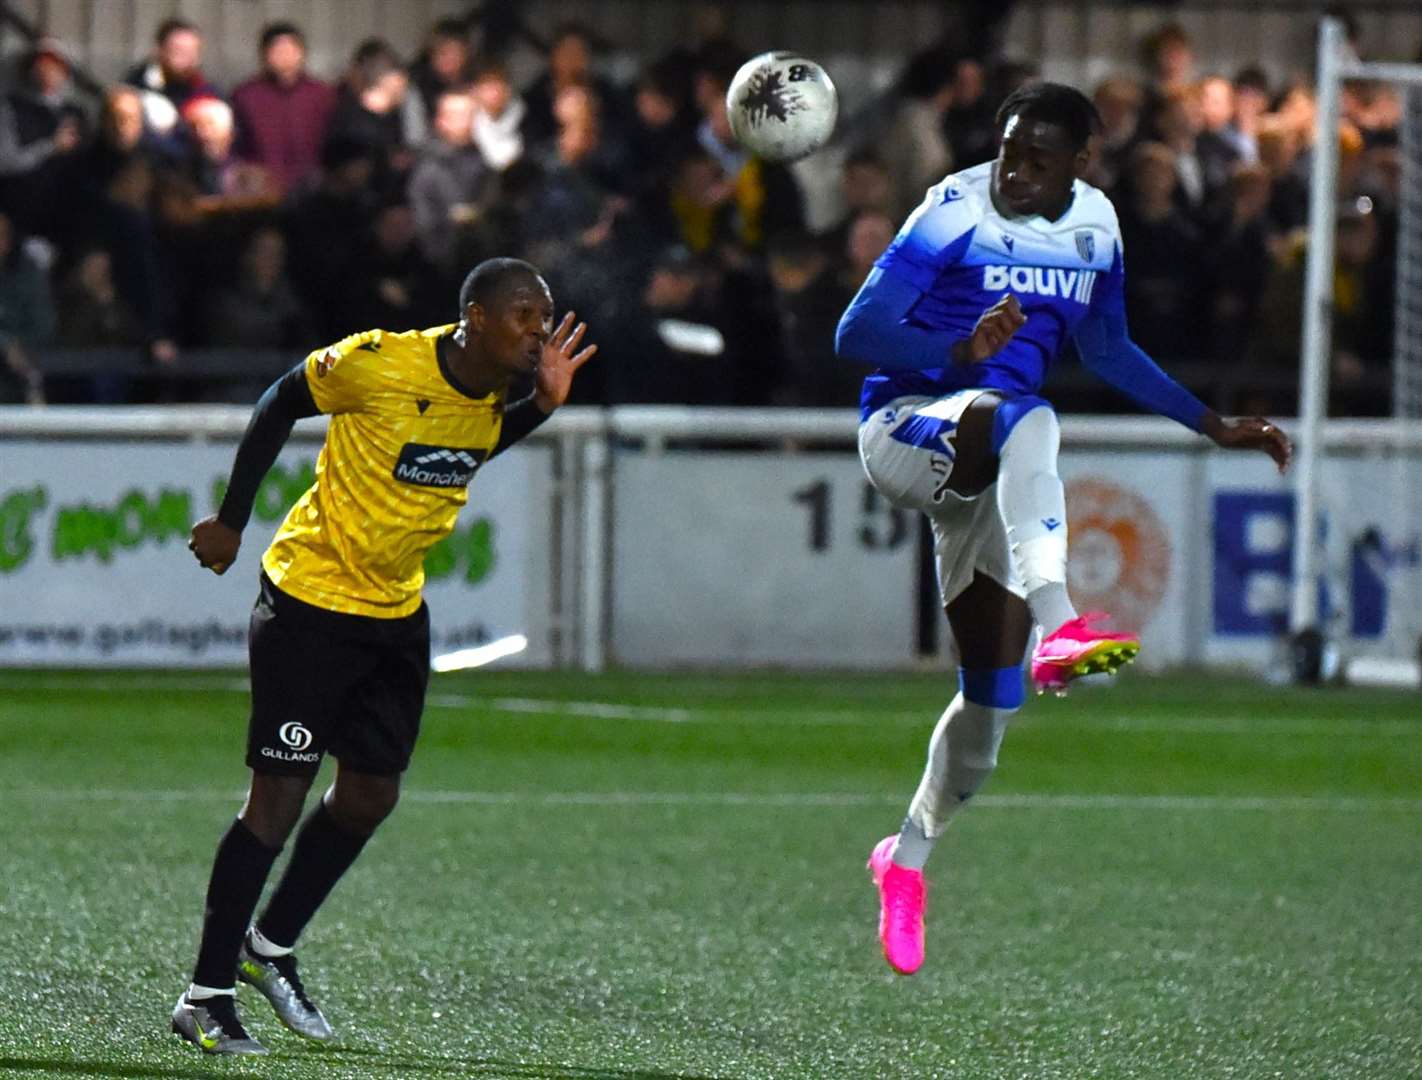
173, 576, 348, 1055
241, 601, 428, 1039
869, 572, 1029, 975
235, 764, 399, 1042
962, 394, 1139, 691
253, 763, 400, 952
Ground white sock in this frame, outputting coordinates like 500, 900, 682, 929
246, 925, 293, 958
892, 692, 1013, 870
186, 982, 236, 1000
995, 406, 1077, 630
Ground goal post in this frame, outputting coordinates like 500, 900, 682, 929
1292, 17, 1422, 686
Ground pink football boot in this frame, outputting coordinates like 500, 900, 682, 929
1031, 612, 1140, 694
867, 836, 926, 975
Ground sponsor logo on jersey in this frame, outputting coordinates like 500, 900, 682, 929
982, 265, 1098, 304
393, 443, 488, 488
941, 182, 964, 203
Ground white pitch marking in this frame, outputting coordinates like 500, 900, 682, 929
9, 788, 1421, 812
3, 678, 1418, 737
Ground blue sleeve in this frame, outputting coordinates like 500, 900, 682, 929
1072, 247, 1208, 432
834, 267, 963, 372
835, 180, 977, 371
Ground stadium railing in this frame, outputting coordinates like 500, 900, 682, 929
27, 348, 1395, 417
4, 405, 1416, 672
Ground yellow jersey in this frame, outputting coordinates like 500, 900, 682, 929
262, 325, 505, 618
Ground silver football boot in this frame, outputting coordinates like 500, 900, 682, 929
237, 938, 335, 1041
171, 991, 268, 1055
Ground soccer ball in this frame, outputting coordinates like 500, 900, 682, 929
726, 51, 838, 163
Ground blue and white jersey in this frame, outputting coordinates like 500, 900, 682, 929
855, 161, 1125, 417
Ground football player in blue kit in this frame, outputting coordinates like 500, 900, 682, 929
835, 82, 1292, 975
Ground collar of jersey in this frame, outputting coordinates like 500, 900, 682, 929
436, 332, 498, 402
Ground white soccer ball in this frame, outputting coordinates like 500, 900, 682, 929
726, 51, 838, 163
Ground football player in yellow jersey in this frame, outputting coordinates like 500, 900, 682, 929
171, 258, 596, 1056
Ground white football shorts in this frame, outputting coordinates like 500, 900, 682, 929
858, 390, 1027, 607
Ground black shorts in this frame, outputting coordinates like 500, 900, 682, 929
246, 573, 430, 778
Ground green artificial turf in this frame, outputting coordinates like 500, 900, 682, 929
0, 669, 1418, 1079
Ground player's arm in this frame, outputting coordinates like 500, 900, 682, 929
188, 364, 319, 574
490, 312, 596, 459
837, 268, 1028, 370
1072, 248, 1291, 472
834, 183, 983, 371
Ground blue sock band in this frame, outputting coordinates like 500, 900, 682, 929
959, 666, 1026, 710
990, 395, 1053, 455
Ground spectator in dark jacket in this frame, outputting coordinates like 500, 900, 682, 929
0, 210, 54, 404
230, 22, 336, 196
767, 231, 862, 406
123, 18, 218, 162
408, 90, 490, 273
329, 39, 421, 195
0, 40, 86, 236
601, 246, 741, 405
1116, 142, 1206, 364
522, 23, 625, 147
201, 226, 315, 349
409, 18, 474, 119
55, 248, 144, 348
1206, 163, 1274, 365
343, 201, 445, 330
284, 137, 377, 339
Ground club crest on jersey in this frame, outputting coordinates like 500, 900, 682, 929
393, 443, 488, 488
982, 265, 1098, 304
314, 346, 341, 377
1075, 230, 1095, 262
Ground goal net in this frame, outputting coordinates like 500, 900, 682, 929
1293, 19, 1422, 686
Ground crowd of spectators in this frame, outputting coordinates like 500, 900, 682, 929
0, 11, 1414, 413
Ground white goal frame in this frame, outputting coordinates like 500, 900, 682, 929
1292, 17, 1422, 685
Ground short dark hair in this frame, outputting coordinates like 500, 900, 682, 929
260, 22, 304, 52
459, 258, 544, 311
899, 48, 955, 101
995, 81, 1102, 152
844, 149, 886, 173
1234, 65, 1271, 96
156, 18, 198, 45
434, 17, 467, 37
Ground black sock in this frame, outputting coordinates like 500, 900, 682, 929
255, 800, 370, 949
192, 819, 282, 989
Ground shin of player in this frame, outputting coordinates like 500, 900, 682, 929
899, 669, 1022, 867
869, 666, 1022, 968
992, 398, 1075, 634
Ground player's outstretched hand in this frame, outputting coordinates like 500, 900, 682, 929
1200, 413, 1293, 473
533, 312, 598, 413
955, 294, 1027, 364
189, 515, 241, 575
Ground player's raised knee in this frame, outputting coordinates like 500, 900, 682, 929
990, 395, 1057, 455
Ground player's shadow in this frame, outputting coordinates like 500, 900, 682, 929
312, 1043, 738, 1079
0, 1058, 233, 1080
0, 1052, 737, 1080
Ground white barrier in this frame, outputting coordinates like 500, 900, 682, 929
3, 407, 1418, 672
